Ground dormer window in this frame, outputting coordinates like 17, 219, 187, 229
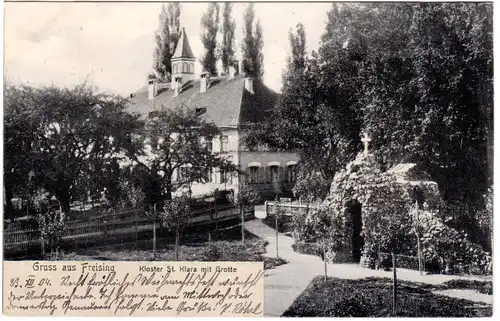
195, 107, 207, 116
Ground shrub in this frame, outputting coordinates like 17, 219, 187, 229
202, 244, 221, 261
442, 279, 493, 295
292, 171, 330, 203
324, 292, 372, 317
419, 209, 491, 275
292, 242, 322, 257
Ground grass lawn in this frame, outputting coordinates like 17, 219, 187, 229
60, 225, 287, 270
282, 276, 492, 317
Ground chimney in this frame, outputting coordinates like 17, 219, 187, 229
174, 76, 182, 97
244, 76, 254, 94
200, 72, 210, 93
148, 79, 157, 100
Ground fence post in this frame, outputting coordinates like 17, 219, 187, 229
135, 208, 138, 249
214, 205, 218, 231
103, 220, 108, 239
392, 252, 397, 316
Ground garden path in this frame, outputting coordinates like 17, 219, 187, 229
244, 219, 493, 317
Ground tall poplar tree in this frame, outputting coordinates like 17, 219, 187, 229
200, 3, 220, 76
254, 20, 264, 78
241, 3, 264, 79
152, 3, 181, 82
221, 2, 236, 74
288, 23, 307, 73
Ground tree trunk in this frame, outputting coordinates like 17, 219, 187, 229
275, 217, 279, 258
324, 243, 328, 280
56, 191, 71, 215
165, 180, 173, 202
135, 209, 138, 249
417, 234, 422, 275
175, 230, 180, 261
152, 220, 156, 259
392, 253, 397, 315
241, 205, 245, 244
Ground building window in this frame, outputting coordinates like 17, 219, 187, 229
270, 166, 279, 183
189, 63, 194, 73
183, 62, 188, 73
248, 167, 259, 183
287, 165, 297, 183
173, 63, 177, 74
220, 135, 229, 152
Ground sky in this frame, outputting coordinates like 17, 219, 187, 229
4, 1, 332, 96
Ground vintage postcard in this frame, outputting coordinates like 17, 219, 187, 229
2, 0, 494, 317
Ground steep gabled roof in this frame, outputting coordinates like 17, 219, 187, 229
127, 75, 278, 128
172, 28, 195, 60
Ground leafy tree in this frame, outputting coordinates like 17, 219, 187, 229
221, 2, 236, 75
153, 2, 181, 81
246, 3, 493, 226
241, 3, 264, 78
237, 186, 260, 243
200, 3, 220, 76
245, 14, 362, 183
32, 188, 65, 258
3, 84, 142, 214
292, 171, 330, 203
101, 159, 122, 208
254, 20, 264, 78
131, 106, 238, 206
159, 194, 191, 260
356, 3, 493, 207
288, 23, 307, 73
3, 85, 39, 216
119, 179, 145, 247
272, 200, 287, 258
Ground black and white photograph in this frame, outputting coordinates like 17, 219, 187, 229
2, 0, 494, 317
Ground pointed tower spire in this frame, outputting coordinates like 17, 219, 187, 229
173, 28, 195, 60
171, 28, 196, 89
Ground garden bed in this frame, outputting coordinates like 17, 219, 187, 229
282, 276, 492, 317
439, 279, 493, 295
59, 226, 287, 270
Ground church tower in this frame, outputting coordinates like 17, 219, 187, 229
171, 28, 196, 90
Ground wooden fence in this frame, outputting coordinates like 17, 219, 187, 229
3, 204, 253, 257
265, 200, 320, 217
